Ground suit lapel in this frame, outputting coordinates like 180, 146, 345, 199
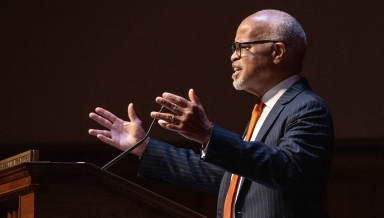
255, 77, 310, 142
255, 104, 285, 142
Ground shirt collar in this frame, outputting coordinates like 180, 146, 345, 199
261, 74, 301, 109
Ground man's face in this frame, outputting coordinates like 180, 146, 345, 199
231, 16, 276, 97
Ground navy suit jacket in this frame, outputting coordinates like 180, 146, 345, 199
138, 77, 334, 218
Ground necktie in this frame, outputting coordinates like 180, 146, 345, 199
223, 101, 264, 218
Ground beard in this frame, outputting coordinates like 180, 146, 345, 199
233, 72, 249, 90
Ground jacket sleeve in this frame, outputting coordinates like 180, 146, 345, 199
138, 139, 225, 193
203, 96, 334, 189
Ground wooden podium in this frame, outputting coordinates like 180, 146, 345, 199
0, 162, 206, 218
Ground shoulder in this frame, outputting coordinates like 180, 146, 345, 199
280, 77, 331, 113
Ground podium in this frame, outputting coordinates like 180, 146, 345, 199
0, 162, 206, 218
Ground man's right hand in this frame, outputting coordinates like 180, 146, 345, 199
88, 103, 148, 157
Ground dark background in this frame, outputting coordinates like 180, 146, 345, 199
1, 1, 384, 217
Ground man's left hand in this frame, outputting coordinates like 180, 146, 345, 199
150, 89, 212, 144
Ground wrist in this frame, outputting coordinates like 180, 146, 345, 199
201, 123, 213, 159
202, 122, 214, 144
131, 137, 150, 158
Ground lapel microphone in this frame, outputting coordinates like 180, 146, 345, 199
102, 106, 165, 170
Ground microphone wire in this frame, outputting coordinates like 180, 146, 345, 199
102, 106, 165, 170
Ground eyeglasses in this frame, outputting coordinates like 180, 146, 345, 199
231, 40, 281, 57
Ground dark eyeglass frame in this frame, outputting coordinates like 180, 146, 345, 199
231, 40, 282, 57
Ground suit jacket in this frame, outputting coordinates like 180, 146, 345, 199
138, 77, 334, 218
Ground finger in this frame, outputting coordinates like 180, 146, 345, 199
96, 134, 116, 147
89, 112, 113, 129
162, 92, 190, 108
158, 119, 169, 127
158, 119, 179, 131
151, 112, 176, 123
189, 89, 201, 106
88, 129, 111, 138
95, 107, 118, 123
155, 97, 183, 115
128, 103, 142, 123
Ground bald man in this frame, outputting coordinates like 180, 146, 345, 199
89, 9, 334, 218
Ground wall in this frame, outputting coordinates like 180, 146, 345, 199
1, 1, 384, 144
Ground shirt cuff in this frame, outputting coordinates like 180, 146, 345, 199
200, 139, 210, 159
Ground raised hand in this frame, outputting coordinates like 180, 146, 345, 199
150, 89, 213, 144
88, 103, 147, 157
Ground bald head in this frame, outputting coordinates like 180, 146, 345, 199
242, 10, 307, 72
231, 10, 307, 96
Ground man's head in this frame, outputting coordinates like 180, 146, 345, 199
231, 9, 307, 97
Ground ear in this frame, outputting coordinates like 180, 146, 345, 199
272, 42, 286, 64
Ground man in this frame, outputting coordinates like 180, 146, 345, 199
89, 9, 334, 218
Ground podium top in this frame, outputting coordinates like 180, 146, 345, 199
0, 150, 39, 171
